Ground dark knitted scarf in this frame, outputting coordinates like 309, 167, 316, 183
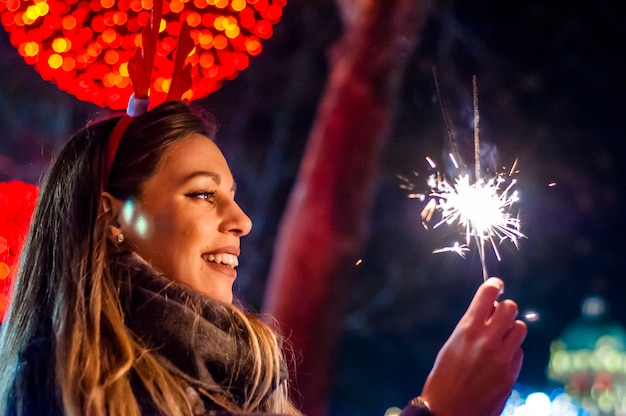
117, 253, 288, 413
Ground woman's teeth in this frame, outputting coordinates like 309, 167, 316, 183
203, 253, 239, 268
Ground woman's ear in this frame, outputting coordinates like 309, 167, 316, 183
101, 191, 124, 242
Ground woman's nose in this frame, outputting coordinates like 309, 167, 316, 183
222, 199, 252, 236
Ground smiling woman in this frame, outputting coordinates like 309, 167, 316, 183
104, 134, 252, 304
0, 101, 298, 415
0, 100, 526, 416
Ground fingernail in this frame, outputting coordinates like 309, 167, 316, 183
485, 277, 504, 296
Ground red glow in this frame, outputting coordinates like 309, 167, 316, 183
245, 37, 262, 55
262, 5, 282, 20
104, 48, 119, 64
186, 11, 201, 27
62, 15, 77, 30
212, 33, 227, 50
0, 181, 39, 323
91, 15, 105, 32
0, 0, 286, 110
254, 19, 273, 39
239, 8, 256, 29
6, 0, 20, 13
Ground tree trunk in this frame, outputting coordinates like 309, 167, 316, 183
263, 1, 432, 414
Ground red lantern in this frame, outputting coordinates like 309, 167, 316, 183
0, 0, 287, 109
0, 181, 38, 322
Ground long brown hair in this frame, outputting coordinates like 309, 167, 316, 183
0, 101, 299, 415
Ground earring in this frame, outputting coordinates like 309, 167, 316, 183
116, 233, 125, 244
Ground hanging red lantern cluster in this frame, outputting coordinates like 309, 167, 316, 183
0, 181, 38, 322
0, 0, 286, 109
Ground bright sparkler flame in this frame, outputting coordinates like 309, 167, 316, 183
419, 164, 525, 281
434, 174, 522, 252
409, 74, 526, 281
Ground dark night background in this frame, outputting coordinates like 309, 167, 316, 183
1, 1, 625, 414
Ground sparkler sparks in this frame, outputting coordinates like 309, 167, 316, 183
417, 159, 525, 280
409, 74, 525, 281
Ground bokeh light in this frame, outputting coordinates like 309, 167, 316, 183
501, 389, 587, 416
0, 181, 39, 322
122, 199, 150, 237
0, 0, 287, 109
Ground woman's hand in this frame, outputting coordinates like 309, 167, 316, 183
420, 277, 527, 416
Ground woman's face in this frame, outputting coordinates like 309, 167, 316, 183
118, 133, 252, 303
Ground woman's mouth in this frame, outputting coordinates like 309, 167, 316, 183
202, 253, 239, 268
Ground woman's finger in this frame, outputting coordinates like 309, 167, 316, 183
465, 277, 505, 323
502, 320, 528, 351
487, 299, 519, 336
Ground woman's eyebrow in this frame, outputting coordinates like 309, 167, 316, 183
183, 171, 237, 192
182, 171, 221, 185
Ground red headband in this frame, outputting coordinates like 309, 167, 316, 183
103, 115, 133, 190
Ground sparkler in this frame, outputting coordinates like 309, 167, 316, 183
408, 75, 525, 281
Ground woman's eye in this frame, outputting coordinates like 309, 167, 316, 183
187, 191, 217, 201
